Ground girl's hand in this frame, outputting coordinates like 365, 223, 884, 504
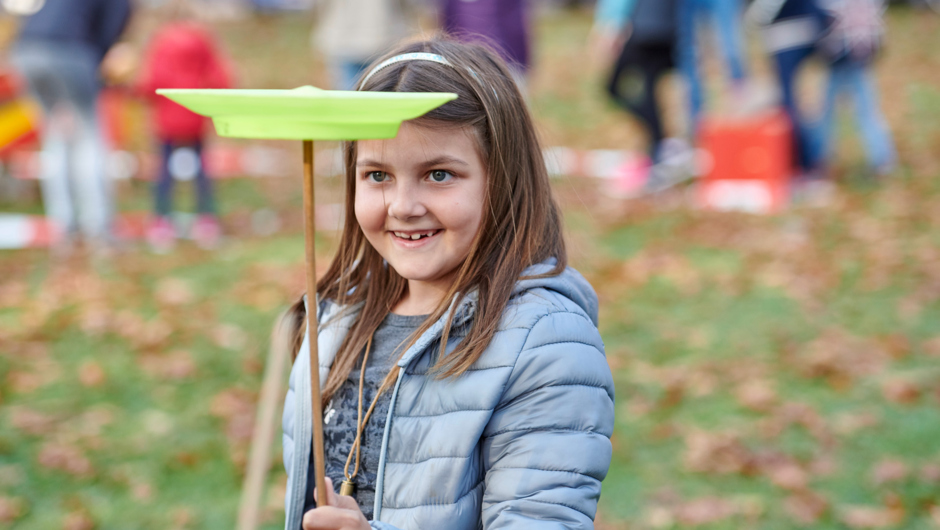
302, 477, 370, 530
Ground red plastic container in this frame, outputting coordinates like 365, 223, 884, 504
697, 109, 793, 213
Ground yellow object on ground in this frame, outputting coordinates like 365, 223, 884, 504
0, 99, 38, 150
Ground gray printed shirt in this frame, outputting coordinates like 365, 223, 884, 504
302, 312, 426, 522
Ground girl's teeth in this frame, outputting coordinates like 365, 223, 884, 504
394, 230, 437, 240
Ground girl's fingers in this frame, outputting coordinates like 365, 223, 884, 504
322, 476, 339, 507
312, 477, 359, 511
301, 506, 359, 530
305, 476, 368, 530
331, 492, 361, 511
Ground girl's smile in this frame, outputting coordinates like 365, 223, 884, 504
390, 229, 440, 242
355, 121, 487, 314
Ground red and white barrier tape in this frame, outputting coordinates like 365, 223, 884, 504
0, 215, 59, 249
4, 145, 645, 182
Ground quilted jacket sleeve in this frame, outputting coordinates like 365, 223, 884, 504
481, 310, 615, 529
282, 355, 298, 478
282, 344, 301, 521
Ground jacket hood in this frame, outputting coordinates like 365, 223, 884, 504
312, 258, 600, 370
386, 258, 598, 369
513, 258, 599, 326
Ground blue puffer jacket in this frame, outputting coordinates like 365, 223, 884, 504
281, 260, 616, 529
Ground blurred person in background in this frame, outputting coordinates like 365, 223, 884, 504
592, 0, 692, 194
816, 0, 896, 178
747, 0, 829, 182
9, 0, 132, 255
440, 0, 531, 89
311, 0, 417, 90
677, 0, 749, 131
136, 2, 233, 252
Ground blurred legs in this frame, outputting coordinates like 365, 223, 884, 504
773, 46, 823, 173
821, 60, 896, 175
72, 102, 112, 241
38, 106, 75, 236
607, 40, 674, 161
11, 42, 112, 244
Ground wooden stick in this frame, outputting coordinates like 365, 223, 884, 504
236, 318, 292, 530
235, 141, 327, 530
302, 139, 329, 508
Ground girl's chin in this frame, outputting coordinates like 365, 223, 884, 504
393, 270, 445, 284
390, 265, 459, 287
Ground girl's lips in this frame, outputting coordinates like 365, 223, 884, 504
389, 229, 441, 248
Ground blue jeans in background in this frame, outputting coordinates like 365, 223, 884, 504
154, 141, 216, 217
820, 59, 896, 174
772, 45, 824, 174
11, 41, 112, 242
676, 0, 748, 130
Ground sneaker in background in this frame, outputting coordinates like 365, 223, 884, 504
146, 216, 175, 253
643, 138, 698, 194
607, 154, 652, 198
191, 214, 222, 250
791, 173, 836, 208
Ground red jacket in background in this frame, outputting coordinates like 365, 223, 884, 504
137, 22, 232, 143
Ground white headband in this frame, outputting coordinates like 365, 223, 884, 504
359, 51, 499, 101
360, 52, 454, 86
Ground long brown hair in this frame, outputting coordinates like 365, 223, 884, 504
286, 37, 567, 407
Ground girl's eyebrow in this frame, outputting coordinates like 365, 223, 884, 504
417, 155, 469, 169
356, 156, 470, 169
356, 159, 388, 169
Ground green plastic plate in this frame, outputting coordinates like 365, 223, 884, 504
156, 86, 457, 140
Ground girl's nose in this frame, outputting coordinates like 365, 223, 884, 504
386, 183, 427, 220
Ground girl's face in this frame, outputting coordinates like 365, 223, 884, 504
355, 121, 487, 303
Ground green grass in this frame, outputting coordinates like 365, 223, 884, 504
2, 4, 940, 529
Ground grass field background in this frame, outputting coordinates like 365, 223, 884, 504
1, 4, 940, 529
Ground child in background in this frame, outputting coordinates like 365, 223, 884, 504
137, 18, 232, 251
677, 0, 749, 131
278, 38, 615, 529
592, 0, 677, 164
747, 0, 829, 179
816, 0, 896, 177
440, 0, 532, 89
9, 0, 132, 254
311, 0, 416, 90
592, 0, 696, 195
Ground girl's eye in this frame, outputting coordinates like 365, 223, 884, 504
367, 171, 388, 182
429, 170, 453, 183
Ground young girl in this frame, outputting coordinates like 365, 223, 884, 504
137, 12, 233, 251
280, 38, 615, 530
